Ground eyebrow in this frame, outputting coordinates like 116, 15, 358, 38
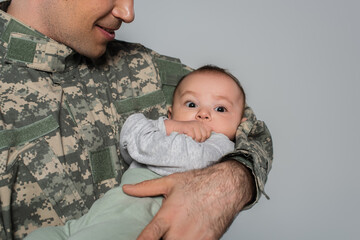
179, 90, 197, 98
213, 95, 234, 106
179, 91, 235, 106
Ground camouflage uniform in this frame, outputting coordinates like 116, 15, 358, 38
0, 1, 273, 239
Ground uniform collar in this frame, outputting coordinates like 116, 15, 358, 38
0, 8, 74, 73
0, 0, 10, 10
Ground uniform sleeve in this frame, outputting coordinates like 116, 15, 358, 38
119, 113, 235, 176
0, 171, 13, 240
221, 105, 273, 209
0, 124, 14, 240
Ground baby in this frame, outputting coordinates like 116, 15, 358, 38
26, 65, 247, 240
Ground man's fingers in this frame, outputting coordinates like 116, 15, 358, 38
122, 176, 172, 197
137, 216, 168, 240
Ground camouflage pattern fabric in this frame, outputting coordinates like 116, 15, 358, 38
0, 2, 272, 239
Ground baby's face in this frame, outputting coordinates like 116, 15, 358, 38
169, 71, 245, 140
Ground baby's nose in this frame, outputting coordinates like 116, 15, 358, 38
196, 110, 211, 121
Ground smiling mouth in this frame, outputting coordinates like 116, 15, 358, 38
96, 25, 115, 34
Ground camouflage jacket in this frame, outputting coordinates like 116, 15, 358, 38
0, 4, 273, 240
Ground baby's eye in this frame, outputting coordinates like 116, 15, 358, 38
215, 106, 227, 112
185, 101, 197, 108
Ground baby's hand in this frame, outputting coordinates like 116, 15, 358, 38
164, 120, 212, 142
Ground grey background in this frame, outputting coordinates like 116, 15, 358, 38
117, 0, 360, 239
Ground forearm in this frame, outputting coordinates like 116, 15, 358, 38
217, 160, 256, 211
190, 160, 255, 236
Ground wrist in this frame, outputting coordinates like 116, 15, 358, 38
164, 119, 175, 135
222, 160, 256, 211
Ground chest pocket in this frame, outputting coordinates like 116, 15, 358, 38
0, 115, 59, 173
0, 115, 58, 153
19, 136, 87, 220
0, 115, 87, 236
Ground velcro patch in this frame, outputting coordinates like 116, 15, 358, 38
0, 115, 59, 150
89, 146, 117, 183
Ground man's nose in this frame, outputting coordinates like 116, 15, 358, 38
112, 0, 135, 23
196, 109, 211, 121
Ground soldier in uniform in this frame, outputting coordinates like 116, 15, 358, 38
0, 0, 273, 240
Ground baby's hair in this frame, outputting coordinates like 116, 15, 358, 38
173, 64, 246, 105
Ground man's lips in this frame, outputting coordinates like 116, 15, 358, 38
96, 25, 117, 34
96, 24, 117, 40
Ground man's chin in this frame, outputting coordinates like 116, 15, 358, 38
73, 45, 107, 60
85, 49, 107, 60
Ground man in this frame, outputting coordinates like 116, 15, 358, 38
0, 0, 273, 239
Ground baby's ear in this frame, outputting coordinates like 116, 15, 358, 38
240, 117, 247, 123
167, 106, 173, 119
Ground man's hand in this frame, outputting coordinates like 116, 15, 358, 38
164, 119, 212, 142
122, 160, 255, 240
